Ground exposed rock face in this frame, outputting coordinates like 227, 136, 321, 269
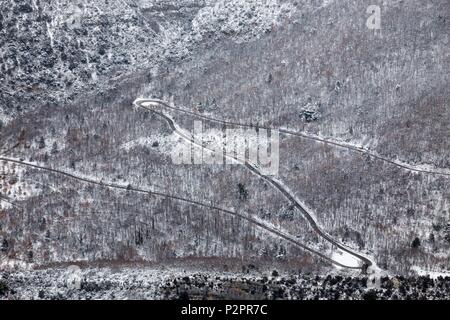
1, 267, 450, 300
0, 0, 293, 123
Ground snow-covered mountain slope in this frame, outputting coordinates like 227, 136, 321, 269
0, 0, 449, 283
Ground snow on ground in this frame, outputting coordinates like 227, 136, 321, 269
283, 128, 450, 175
411, 266, 450, 279
120, 133, 177, 156
138, 100, 271, 169
273, 178, 319, 222
0, 255, 33, 271
2, 265, 293, 299
192, 0, 296, 43
0, 162, 43, 210
331, 250, 361, 269
0, 110, 13, 126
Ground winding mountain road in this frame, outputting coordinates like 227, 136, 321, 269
134, 98, 450, 177
134, 98, 375, 270
0, 156, 359, 269
6, 96, 415, 270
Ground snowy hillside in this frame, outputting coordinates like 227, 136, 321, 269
0, 0, 449, 300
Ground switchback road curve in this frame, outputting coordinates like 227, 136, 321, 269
134, 98, 375, 270
134, 98, 450, 177
0, 156, 359, 269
